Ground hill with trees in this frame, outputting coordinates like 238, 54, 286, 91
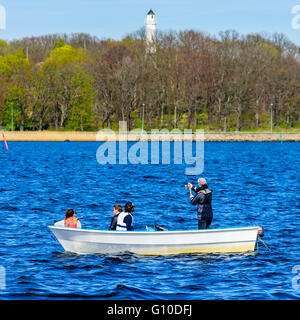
0, 29, 300, 132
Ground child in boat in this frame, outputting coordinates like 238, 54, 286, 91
54, 209, 82, 228
109, 204, 123, 230
116, 202, 134, 231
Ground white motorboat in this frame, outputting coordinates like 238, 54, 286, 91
48, 225, 260, 255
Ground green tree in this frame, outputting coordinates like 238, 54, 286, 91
41, 44, 95, 129
54, 38, 66, 49
0, 48, 28, 77
65, 70, 95, 131
3, 86, 24, 130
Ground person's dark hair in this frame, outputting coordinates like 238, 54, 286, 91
65, 209, 75, 219
125, 202, 134, 213
114, 204, 123, 213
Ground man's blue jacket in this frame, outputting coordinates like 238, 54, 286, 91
190, 185, 213, 221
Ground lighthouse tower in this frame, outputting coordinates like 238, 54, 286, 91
146, 9, 156, 53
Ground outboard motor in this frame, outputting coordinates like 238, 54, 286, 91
258, 226, 264, 238
256, 225, 270, 251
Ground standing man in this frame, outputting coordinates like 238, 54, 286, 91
188, 178, 213, 229
109, 204, 123, 230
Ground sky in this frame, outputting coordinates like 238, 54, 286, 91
0, 0, 300, 45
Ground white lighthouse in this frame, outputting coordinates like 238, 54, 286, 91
146, 9, 156, 53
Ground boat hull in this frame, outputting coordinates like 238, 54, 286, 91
48, 226, 259, 255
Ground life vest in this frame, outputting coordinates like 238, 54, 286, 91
64, 216, 78, 228
116, 212, 133, 230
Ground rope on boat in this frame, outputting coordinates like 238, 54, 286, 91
155, 225, 168, 231
257, 235, 271, 251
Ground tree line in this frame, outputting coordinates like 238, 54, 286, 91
0, 29, 300, 132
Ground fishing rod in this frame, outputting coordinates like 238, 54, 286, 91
185, 183, 193, 198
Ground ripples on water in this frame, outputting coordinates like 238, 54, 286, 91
0, 141, 299, 300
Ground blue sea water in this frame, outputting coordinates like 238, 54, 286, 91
0, 141, 299, 300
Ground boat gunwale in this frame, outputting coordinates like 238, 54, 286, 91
48, 225, 259, 235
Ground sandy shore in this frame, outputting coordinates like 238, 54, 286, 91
1, 131, 300, 141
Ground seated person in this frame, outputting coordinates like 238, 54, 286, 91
54, 209, 82, 229
116, 202, 134, 231
109, 204, 123, 230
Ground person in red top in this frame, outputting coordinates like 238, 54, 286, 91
54, 209, 82, 228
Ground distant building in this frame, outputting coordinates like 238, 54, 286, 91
146, 9, 156, 53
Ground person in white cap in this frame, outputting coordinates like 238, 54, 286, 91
188, 178, 213, 229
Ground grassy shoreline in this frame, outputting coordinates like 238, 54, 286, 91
1, 131, 300, 141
